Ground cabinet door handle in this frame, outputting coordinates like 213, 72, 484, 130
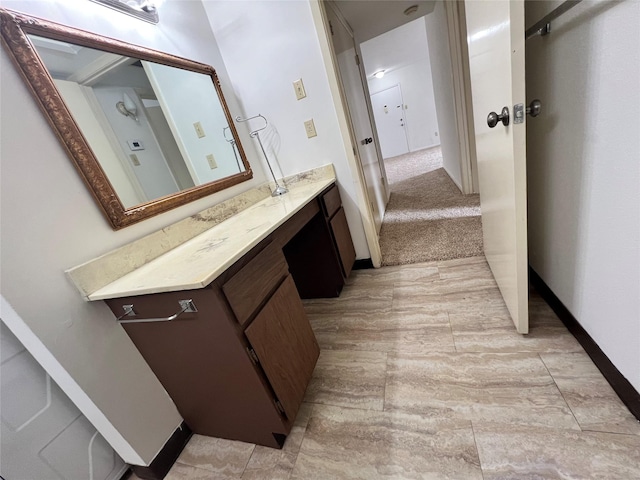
117, 299, 197, 324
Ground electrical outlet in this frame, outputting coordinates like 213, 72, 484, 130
304, 119, 317, 138
435, 131, 439, 137
130, 154, 140, 166
206, 154, 217, 169
293, 78, 306, 100
194, 121, 205, 138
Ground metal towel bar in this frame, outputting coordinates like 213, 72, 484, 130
526, 0, 583, 40
117, 299, 197, 324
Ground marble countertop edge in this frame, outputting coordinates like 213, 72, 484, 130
85, 172, 336, 301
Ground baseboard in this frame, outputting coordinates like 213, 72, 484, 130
529, 267, 640, 420
353, 258, 374, 270
130, 422, 192, 480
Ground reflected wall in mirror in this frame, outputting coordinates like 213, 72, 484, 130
0, 9, 252, 229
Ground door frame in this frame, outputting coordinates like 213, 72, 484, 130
310, 0, 383, 267
310, 0, 477, 265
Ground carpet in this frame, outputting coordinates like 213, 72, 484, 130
379, 147, 484, 266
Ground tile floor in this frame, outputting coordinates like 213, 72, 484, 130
131, 257, 640, 479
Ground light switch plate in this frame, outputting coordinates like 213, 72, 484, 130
194, 121, 206, 138
304, 119, 317, 138
293, 79, 306, 100
129, 154, 140, 166
206, 154, 217, 169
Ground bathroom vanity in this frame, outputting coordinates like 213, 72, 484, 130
72, 174, 354, 449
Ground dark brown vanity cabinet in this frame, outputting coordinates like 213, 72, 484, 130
321, 185, 356, 278
106, 242, 319, 449
104, 183, 355, 449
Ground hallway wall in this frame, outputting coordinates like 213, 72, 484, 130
526, 0, 640, 392
361, 18, 440, 152
424, 1, 463, 190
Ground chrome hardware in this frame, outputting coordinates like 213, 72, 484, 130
514, 103, 525, 124
247, 347, 260, 365
487, 106, 510, 128
361, 137, 373, 145
526, 0, 582, 40
526, 99, 542, 117
117, 299, 197, 324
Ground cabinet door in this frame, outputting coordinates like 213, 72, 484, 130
245, 275, 319, 421
330, 207, 356, 277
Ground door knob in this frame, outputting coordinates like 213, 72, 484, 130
526, 99, 542, 117
487, 106, 510, 128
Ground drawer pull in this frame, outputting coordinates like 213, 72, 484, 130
117, 299, 197, 324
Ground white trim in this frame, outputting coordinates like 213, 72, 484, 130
310, 0, 382, 267
1, 296, 147, 466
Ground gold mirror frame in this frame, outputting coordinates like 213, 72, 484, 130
0, 9, 252, 230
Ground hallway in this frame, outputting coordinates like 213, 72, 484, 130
379, 147, 483, 266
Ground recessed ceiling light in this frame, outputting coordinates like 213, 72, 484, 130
403, 5, 419, 15
374, 70, 386, 79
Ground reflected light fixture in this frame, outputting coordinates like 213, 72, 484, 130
403, 5, 419, 16
90, 0, 159, 24
374, 70, 386, 79
116, 93, 139, 122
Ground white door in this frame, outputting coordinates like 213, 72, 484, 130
370, 85, 410, 159
465, 0, 529, 333
327, 6, 388, 233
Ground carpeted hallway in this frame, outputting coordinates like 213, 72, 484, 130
379, 146, 484, 266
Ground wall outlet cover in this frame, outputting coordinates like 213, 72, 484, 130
304, 119, 317, 138
206, 154, 217, 169
194, 122, 206, 138
293, 78, 306, 100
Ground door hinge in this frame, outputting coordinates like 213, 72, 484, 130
381, 176, 386, 185
329, 20, 334, 36
275, 400, 286, 416
355, 53, 360, 65
247, 347, 259, 365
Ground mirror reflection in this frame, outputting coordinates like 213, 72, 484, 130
29, 34, 246, 208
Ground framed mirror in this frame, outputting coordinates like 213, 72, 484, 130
0, 9, 252, 229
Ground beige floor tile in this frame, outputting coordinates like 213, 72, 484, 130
349, 262, 439, 286
474, 423, 640, 479
303, 284, 393, 315
541, 352, 640, 435
290, 404, 483, 479
450, 312, 583, 353
306, 312, 340, 350
437, 255, 489, 276
333, 309, 455, 354
304, 350, 387, 411
385, 352, 579, 430
166, 462, 231, 479
175, 434, 254, 477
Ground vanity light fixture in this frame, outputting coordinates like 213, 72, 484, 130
374, 70, 386, 79
90, 0, 159, 24
116, 93, 139, 122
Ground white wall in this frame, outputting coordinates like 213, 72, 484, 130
526, 0, 640, 392
202, 0, 370, 259
424, 1, 463, 190
0, 0, 266, 466
361, 23, 440, 151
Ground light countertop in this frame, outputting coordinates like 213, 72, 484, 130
87, 176, 335, 301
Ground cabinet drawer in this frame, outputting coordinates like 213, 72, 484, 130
320, 184, 341, 218
223, 244, 289, 326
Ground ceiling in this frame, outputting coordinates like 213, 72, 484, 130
333, 0, 436, 43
